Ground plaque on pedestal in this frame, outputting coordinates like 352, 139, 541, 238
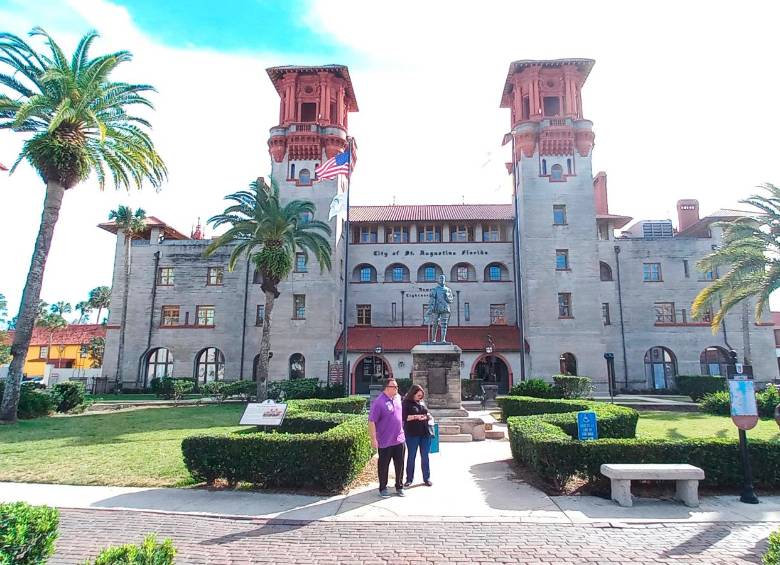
411, 343, 467, 416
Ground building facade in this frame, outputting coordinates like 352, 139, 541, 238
100, 59, 778, 393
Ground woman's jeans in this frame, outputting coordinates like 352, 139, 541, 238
405, 435, 431, 482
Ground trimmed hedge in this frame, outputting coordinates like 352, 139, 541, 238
0, 502, 59, 565
150, 377, 196, 399
700, 385, 780, 418
509, 378, 562, 399
676, 375, 726, 401
506, 396, 780, 491
182, 411, 372, 492
289, 396, 366, 414
85, 534, 176, 565
552, 375, 593, 399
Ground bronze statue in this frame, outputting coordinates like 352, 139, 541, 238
425, 275, 454, 343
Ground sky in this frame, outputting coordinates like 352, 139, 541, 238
1, 0, 779, 324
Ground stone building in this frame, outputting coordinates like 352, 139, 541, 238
99, 59, 777, 393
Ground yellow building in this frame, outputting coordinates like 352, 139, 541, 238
2, 324, 106, 378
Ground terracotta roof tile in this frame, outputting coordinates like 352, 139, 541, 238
3, 324, 106, 347
335, 326, 525, 353
350, 204, 514, 223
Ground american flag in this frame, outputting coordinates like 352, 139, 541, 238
315, 150, 351, 180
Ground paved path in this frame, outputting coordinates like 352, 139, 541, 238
53, 508, 776, 564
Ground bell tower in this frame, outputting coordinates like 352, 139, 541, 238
502, 59, 605, 382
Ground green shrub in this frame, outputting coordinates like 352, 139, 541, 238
700, 391, 730, 416
675, 375, 726, 401
289, 396, 366, 414
84, 534, 175, 565
552, 375, 593, 399
461, 379, 483, 401
150, 377, 196, 399
758, 385, 780, 418
222, 380, 256, 400
182, 412, 372, 492
498, 396, 596, 418
0, 381, 54, 419
202, 381, 227, 402
510, 378, 562, 399
764, 530, 780, 565
50, 381, 86, 412
0, 502, 59, 565
268, 378, 319, 399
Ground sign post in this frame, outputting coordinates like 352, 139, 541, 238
577, 411, 598, 441
604, 352, 615, 404
240, 399, 288, 428
726, 350, 759, 504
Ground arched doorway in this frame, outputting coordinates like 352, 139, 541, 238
354, 354, 391, 395
289, 353, 305, 379
473, 354, 510, 394
644, 346, 677, 389
194, 347, 225, 384
559, 352, 577, 376
700, 346, 730, 376
143, 347, 173, 388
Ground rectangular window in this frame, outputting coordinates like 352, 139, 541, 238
300, 102, 317, 122
39, 346, 49, 359
295, 252, 307, 273
654, 302, 675, 323
490, 304, 507, 325
643, 263, 662, 282
196, 305, 215, 326
699, 268, 716, 281
602, 303, 611, 326
418, 224, 441, 242
359, 266, 373, 282
293, 295, 306, 319
207, 267, 224, 285
359, 226, 378, 243
558, 293, 572, 318
488, 265, 502, 281
450, 224, 472, 242
157, 267, 174, 286
391, 302, 397, 322
597, 223, 609, 241
386, 226, 409, 243
357, 304, 372, 326
256, 305, 265, 326
392, 266, 406, 282
683, 259, 690, 278
482, 224, 500, 242
543, 96, 561, 117
553, 205, 567, 225
423, 266, 437, 281
555, 249, 569, 270
464, 302, 471, 322
456, 266, 469, 282
161, 305, 179, 327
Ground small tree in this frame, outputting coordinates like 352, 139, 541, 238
87, 286, 111, 325
75, 300, 92, 324
87, 336, 105, 368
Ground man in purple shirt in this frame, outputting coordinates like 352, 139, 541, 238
368, 378, 406, 497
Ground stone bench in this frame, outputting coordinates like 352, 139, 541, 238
600, 464, 705, 508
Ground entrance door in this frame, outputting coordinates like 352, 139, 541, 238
474, 355, 510, 394
355, 355, 390, 394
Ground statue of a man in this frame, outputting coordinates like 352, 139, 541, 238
426, 274, 454, 343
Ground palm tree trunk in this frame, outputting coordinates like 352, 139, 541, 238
1, 181, 65, 423
115, 236, 131, 391
257, 290, 275, 401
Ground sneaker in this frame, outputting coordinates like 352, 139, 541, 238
424, 480, 433, 487
379, 489, 391, 497
396, 489, 405, 497
403, 480, 413, 488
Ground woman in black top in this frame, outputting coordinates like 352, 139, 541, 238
402, 384, 433, 487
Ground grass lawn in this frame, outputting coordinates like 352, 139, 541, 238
0, 404, 246, 487
637, 411, 780, 442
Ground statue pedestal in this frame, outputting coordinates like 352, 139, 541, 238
411, 343, 467, 417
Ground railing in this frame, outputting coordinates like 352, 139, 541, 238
288, 122, 317, 133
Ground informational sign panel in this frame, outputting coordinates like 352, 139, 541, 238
240, 399, 288, 426
577, 411, 598, 441
729, 380, 759, 430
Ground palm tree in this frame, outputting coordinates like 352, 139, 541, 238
87, 285, 111, 324
108, 205, 146, 391
75, 301, 93, 324
50, 301, 71, 318
0, 29, 166, 423
692, 183, 780, 334
205, 178, 332, 400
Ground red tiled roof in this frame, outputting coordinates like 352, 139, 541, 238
350, 204, 514, 223
98, 216, 189, 240
3, 324, 106, 347
335, 326, 525, 353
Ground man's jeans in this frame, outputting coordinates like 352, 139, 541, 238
378, 442, 405, 491
405, 435, 431, 482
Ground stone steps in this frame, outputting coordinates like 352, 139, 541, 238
438, 424, 461, 435
485, 430, 505, 440
439, 433, 472, 443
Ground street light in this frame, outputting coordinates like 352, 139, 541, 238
485, 334, 494, 354
374, 334, 383, 355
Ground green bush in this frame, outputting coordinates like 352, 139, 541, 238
150, 377, 196, 399
758, 385, 780, 418
498, 396, 597, 418
202, 381, 227, 402
509, 378, 562, 399
50, 381, 86, 412
289, 396, 366, 414
173, 380, 194, 402
222, 380, 256, 400
675, 375, 726, 401
267, 378, 347, 400
765, 530, 780, 565
84, 534, 175, 565
0, 381, 55, 419
461, 379, 483, 401
700, 385, 780, 418
182, 412, 372, 491
552, 375, 593, 399
0, 502, 59, 565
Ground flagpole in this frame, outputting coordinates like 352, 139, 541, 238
341, 137, 353, 395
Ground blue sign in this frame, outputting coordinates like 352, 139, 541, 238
577, 411, 598, 441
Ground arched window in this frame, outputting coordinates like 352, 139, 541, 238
289, 353, 305, 380
145, 348, 173, 381
450, 262, 476, 282
644, 346, 677, 390
541, 159, 547, 176
353, 263, 377, 283
600, 261, 613, 281
559, 352, 577, 376
384, 263, 410, 283
551, 164, 564, 181
417, 263, 442, 282
195, 347, 225, 383
484, 262, 509, 282
700, 346, 730, 376
299, 168, 311, 185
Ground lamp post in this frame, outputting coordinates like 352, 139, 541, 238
485, 334, 494, 355
604, 352, 615, 403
